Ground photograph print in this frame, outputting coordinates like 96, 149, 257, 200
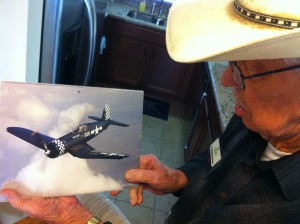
0, 82, 143, 202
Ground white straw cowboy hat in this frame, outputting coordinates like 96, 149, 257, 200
166, 0, 300, 62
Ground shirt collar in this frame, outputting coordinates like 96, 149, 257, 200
254, 143, 300, 201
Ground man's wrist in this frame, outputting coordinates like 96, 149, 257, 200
87, 216, 102, 224
87, 217, 112, 224
171, 169, 188, 192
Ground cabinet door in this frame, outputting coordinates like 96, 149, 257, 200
144, 45, 192, 98
105, 34, 149, 88
184, 83, 222, 161
184, 94, 212, 161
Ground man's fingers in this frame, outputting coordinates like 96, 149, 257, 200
129, 187, 138, 206
129, 185, 143, 206
125, 169, 157, 184
139, 154, 160, 169
110, 190, 121, 197
0, 188, 21, 202
137, 185, 144, 205
0, 188, 26, 209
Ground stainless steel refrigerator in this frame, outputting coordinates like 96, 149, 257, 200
39, 0, 106, 86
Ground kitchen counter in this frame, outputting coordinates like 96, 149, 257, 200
105, 2, 234, 131
106, 1, 167, 31
208, 62, 234, 130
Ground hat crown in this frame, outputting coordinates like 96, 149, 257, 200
166, 0, 300, 62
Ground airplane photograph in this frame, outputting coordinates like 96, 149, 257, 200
7, 104, 130, 160
0, 82, 143, 200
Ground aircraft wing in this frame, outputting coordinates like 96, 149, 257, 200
109, 120, 130, 127
69, 143, 129, 160
7, 127, 55, 150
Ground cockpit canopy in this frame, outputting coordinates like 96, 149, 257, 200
77, 124, 88, 133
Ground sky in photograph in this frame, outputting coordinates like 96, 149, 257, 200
0, 82, 143, 202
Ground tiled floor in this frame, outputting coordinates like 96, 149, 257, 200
106, 101, 193, 224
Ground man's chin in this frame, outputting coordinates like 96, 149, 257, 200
241, 118, 257, 132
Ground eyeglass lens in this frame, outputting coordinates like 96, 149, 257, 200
229, 62, 244, 89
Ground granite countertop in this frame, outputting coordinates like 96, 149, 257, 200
105, 3, 234, 131
208, 62, 234, 131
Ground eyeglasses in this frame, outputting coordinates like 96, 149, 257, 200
229, 61, 300, 90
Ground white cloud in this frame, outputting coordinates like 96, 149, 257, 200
15, 96, 57, 129
48, 103, 97, 137
2, 153, 122, 197
42, 91, 75, 107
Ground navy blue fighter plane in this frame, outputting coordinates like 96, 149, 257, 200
7, 104, 129, 160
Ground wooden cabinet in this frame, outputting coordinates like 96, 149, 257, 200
96, 16, 196, 102
145, 45, 196, 98
105, 34, 148, 87
184, 64, 222, 161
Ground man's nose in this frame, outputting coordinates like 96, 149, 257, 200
221, 65, 239, 88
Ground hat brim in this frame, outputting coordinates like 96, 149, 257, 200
166, 0, 300, 63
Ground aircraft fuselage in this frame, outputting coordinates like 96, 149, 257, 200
46, 121, 109, 158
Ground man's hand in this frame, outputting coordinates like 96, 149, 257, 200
0, 189, 93, 224
125, 154, 188, 195
110, 185, 144, 206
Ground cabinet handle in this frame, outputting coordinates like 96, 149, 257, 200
184, 91, 208, 151
203, 92, 213, 143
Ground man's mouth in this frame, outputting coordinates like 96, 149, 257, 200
234, 104, 248, 117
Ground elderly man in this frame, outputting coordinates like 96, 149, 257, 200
1, 0, 300, 223
126, 58, 300, 223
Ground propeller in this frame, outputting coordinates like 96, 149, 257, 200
31, 131, 51, 155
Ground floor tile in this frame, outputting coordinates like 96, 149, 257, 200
166, 115, 187, 130
162, 125, 185, 146
160, 140, 185, 164
153, 210, 168, 224
115, 200, 154, 224
143, 115, 166, 126
142, 116, 165, 139
155, 194, 178, 212
141, 135, 162, 158
161, 159, 183, 169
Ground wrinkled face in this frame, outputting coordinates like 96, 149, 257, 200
221, 59, 300, 145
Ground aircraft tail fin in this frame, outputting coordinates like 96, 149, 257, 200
88, 104, 129, 127
102, 104, 111, 121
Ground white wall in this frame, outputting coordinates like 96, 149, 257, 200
26, 0, 44, 82
0, 0, 43, 84
0, 1, 43, 222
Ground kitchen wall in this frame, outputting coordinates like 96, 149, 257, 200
0, 0, 43, 84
